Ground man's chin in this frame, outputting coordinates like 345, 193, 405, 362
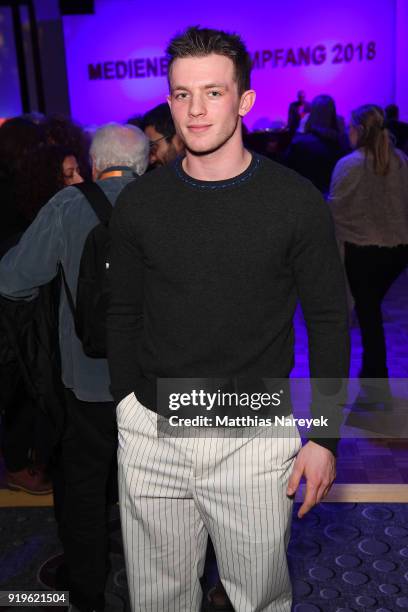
184, 140, 225, 157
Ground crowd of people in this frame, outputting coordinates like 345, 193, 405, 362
0, 24, 407, 612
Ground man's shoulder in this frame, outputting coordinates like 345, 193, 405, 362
117, 166, 171, 200
256, 155, 330, 224
113, 166, 182, 224
256, 153, 320, 197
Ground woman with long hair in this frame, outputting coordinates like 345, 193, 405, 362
17, 144, 83, 223
329, 104, 408, 397
285, 94, 349, 194
43, 114, 92, 181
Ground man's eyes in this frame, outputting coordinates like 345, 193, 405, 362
174, 91, 222, 99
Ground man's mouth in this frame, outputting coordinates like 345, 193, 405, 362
188, 124, 212, 133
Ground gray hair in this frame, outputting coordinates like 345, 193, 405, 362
90, 122, 149, 176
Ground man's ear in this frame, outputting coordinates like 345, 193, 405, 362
239, 89, 256, 117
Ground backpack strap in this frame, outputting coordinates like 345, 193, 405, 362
61, 183, 113, 318
74, 182, 113, 225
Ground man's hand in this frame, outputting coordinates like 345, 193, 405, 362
286, 441, 336, 518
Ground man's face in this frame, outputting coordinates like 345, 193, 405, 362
144, 125, 180, 167
298, 90, 306, 103
168, 54, 248, 155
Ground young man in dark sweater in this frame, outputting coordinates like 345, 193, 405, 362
107, 26, 349, 612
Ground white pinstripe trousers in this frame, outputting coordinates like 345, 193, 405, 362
117, 392, 302, 612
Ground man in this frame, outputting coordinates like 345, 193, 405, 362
287, 89, 311, 135
108, 27, 349, 612
0, 123, 149, 612
142, 102, 184, 167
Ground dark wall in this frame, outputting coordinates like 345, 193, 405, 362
29, 0, 70, 116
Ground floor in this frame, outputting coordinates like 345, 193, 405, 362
2, 502, 408, 612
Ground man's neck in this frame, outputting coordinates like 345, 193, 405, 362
182, 140, 251, 182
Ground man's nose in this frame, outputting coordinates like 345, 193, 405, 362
189, 93, 206, 117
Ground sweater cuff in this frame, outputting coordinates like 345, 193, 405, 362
307, 436, 339, 457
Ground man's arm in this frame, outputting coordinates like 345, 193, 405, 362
287, 185, 350, 516
0, 196, 64, 299
106, 188, 144, 403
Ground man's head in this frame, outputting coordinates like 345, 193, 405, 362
142, 103, 184, 167
90, 123, 149, 179
384, 104, 399, 122
297, 90, 306, 103
166, 26, 255, 156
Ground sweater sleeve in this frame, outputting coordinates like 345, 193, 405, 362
106, 187, 144, 403
290, 186, 350, 455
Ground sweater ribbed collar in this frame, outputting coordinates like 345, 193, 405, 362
172, 152, 260, 190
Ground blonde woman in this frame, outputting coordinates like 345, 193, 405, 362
329, 104, 408, 395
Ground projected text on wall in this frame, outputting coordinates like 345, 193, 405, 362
87, 41, 377, 82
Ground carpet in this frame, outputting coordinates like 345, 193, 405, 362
1, 503, 408, 611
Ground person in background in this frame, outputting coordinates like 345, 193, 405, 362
126, 114, 144, 130
285, 94, 349, 195
287, 90, 311, 135
61, 151, 84, 186
329, 104, 408, 401
0, 128, 83, 499
43, 114, 92, 181
0, 117, 52, 494
141, 102, 184, 168
385, 104, 400, 122
0, 123, 149, 612
0, 117, 44, 244
16, 144, 84, 225
384, 103, 408, 153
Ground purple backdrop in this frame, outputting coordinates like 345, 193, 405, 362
62, 0, 397, 128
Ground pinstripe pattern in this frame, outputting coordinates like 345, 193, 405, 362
117, 392, 302, 612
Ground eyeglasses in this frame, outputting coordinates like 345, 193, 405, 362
149, 134, 171, 150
